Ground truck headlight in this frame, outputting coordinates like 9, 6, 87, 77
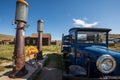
96, 55, 116, 74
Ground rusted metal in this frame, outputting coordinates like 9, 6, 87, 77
17, 0, 29, 6
9, 22, 28, 78
9, 0, 29, 78
37, 31, 43, 59
37, 20, 44, 59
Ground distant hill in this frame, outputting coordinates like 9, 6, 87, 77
0, 34, 14, 41
0, 33, 120, 41
109, 34, 120, 38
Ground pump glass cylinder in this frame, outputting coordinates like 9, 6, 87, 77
15, 1, 28, 23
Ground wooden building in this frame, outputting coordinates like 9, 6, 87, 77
25, 33, 51, 46
51, 40, 61, 46
0, 40, 14, 45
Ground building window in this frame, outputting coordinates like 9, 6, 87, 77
27, 39, 30, 44
33, 39, 36, 45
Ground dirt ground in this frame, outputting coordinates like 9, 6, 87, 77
37, 57, 62, 80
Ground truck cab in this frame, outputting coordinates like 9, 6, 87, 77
62, 27, 120, 79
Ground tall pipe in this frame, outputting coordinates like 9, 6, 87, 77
9, 0, 28, 78
37, 20, 44, 59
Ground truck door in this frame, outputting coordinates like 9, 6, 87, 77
69, 31, 76, 65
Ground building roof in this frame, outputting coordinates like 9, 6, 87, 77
69, 27, 111, 32
30, 33, 51, 38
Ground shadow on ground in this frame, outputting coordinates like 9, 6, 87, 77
33, 53, 63, 80
44, 53, 63, 69
0, 57, 12, 61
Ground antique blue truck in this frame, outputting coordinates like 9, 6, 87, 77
62, 27, 120, 79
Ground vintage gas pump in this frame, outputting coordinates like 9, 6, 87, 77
37, 20, 44, 59
9, 0, 29, 78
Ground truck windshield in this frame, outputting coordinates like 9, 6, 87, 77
77, 31, 106, 44
63, 36, 70, 45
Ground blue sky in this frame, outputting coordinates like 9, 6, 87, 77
0, 0, 120, 40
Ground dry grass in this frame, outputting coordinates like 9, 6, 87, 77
0, 43, 119, 72
0, 45, 62, 72
0, 66, 5, 72
0, 45, 14, 62
42, 45, 61, 54
0, 45, 13, 72
0, 45, 61, 63
109, 43, 120, 51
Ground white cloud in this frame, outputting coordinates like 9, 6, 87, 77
84, 22, 98, 27
73, 19, 85, 25
73, 19, 98, 28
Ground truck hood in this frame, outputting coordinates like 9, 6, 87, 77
78, 45, 120, 60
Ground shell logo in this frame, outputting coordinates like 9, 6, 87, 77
25, 46, 38, 59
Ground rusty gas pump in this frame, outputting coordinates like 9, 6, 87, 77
9, 0, 29, 78
37, 20, 44, 60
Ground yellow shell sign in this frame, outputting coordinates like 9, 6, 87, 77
25, 46, 38, 59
